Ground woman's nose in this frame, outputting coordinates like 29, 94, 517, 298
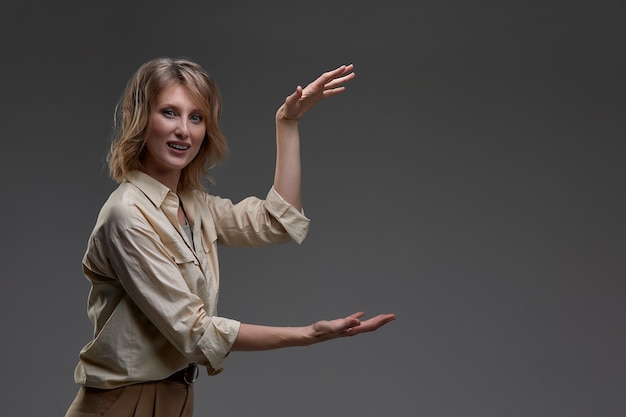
175, 119, 189, 138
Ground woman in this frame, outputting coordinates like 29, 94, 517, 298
65, 57, 395, 417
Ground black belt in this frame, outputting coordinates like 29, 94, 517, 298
165, 363, 199, 385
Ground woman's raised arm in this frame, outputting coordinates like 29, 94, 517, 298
273, 64, 356, 211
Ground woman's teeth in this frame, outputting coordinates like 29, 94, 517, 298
168, 143, 189, 150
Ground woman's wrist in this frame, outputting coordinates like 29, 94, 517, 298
276, 114, 300, 127
300, 324, 317, 346
275, 103, 301, 123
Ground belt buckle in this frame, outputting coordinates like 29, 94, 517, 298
183, 363, 199, 384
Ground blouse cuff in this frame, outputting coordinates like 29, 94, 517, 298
198, 317, 241, 375
265, 186, 311, 244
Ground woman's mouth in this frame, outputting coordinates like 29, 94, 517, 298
168, 143, 190, 151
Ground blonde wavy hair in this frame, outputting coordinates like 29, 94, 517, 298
107, 57, 227, 191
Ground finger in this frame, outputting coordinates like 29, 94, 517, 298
348, 314, 396, 335
321, 86, 347, 99
318, 75, 355, 96
346, 312, 364, 321
330, 63, 354, 77
365, 314, 396, 328
314, 64, 354, 87
319, 73, 355, 99
285, 85, 303, 104
324, 71, 356, 90
339, 312, 365, 333
343, 316, 361, 329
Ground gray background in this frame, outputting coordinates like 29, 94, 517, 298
1, 1, 625, 416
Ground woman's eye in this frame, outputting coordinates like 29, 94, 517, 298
162, 109, 176, 117
191, 114, 203, 122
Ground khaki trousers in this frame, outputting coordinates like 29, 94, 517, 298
64, 381, 194, 417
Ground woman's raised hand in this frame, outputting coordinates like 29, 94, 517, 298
277, 64, 356, 121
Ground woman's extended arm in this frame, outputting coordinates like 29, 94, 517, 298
273, 64, 356, 211
231, 312, 395, 351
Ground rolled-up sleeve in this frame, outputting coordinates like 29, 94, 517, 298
197, 317, 241, 374
263, 186, 310, 244
208, 186, 310, 247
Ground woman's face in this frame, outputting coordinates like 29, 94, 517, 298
142, 83, 206, 182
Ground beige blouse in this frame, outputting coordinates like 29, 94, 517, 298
74, 170, 310, 389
